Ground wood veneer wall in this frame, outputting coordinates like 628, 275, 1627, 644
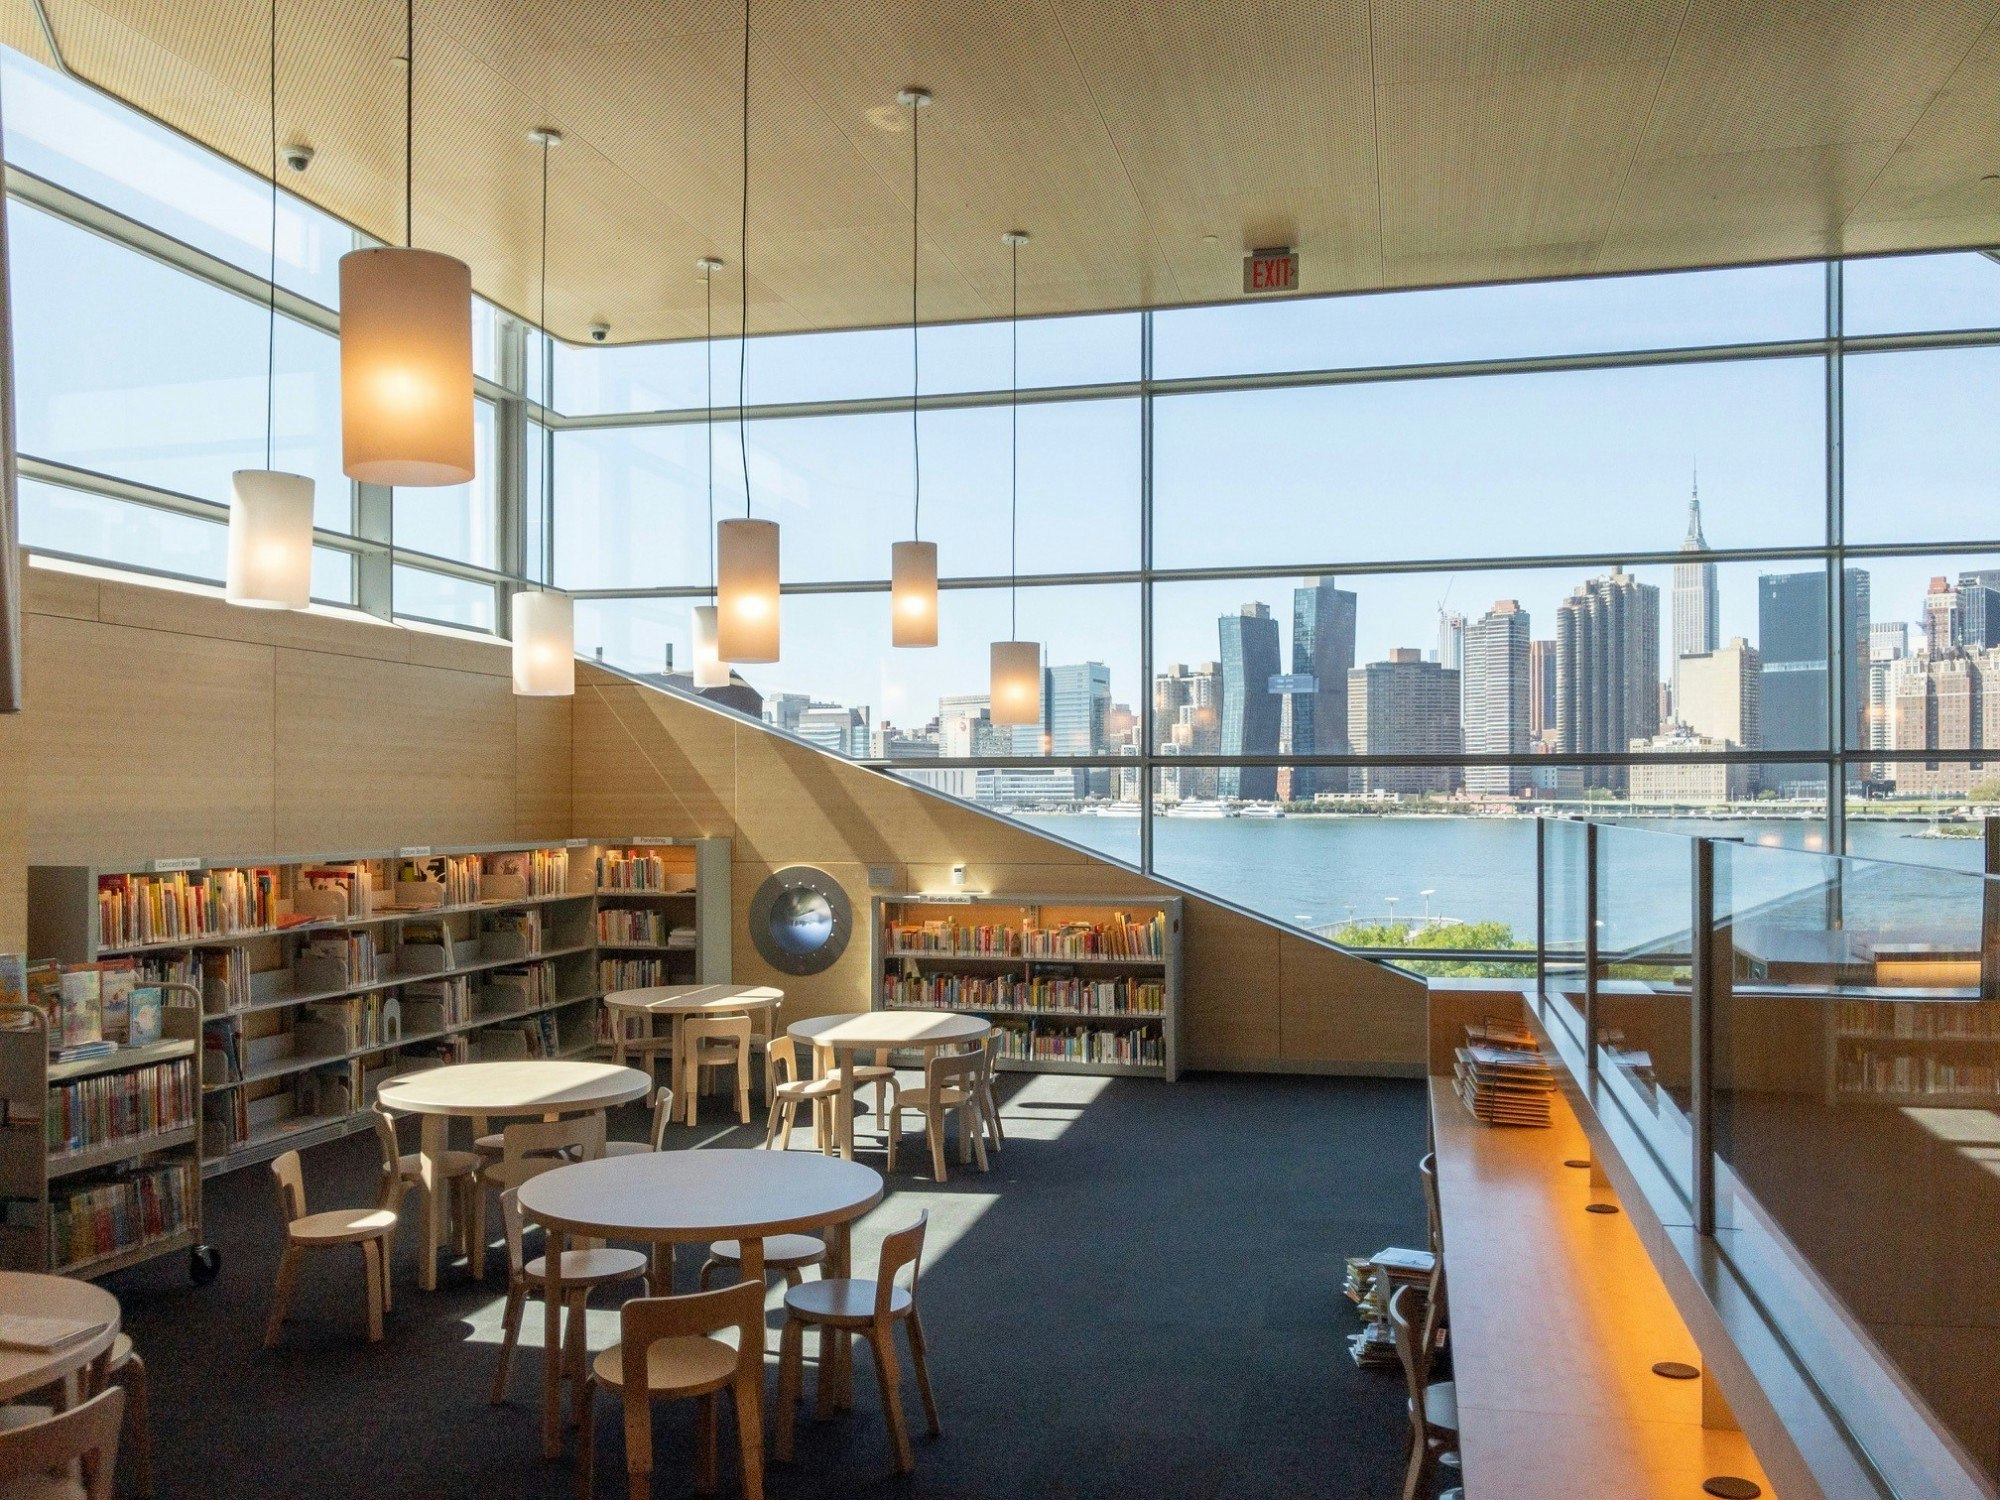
0, 564, 573, 953
0, 564, 1425, 1073
574, 670, 1426, 1073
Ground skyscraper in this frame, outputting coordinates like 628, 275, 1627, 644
1462, 601, 1530, 794
1672, 474, 1720, 670
1218, 604, 1282, 801
1049, 662, 1112, 797
1289, 577, 1357, 798
1436, 610, 1466, 676
1528, 639, 1558, 744
1757, 568, 1870, 794
1155, 662, 1223, 800
1958, 570, 2000, 649
1865, 623, 1909, 779
1554, 568, 1660, 789
1676, 637, 1761, 792
1924, 576, 1961, 655
1348, 649, 1461, 795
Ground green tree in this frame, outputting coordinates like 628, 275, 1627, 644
1325, 919, 1527, 978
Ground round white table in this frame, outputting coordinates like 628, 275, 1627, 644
517, 1150, 882, 1456
0, 1272, 120, 1403
788, 1012, 992, 1161
604, 985, 784, 1122
377, 1061, 651, 1289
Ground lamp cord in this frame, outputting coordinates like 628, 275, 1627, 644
910, 94, 920, 541
705, 267, 716, 598
403, 0, 413, 248
1009, 237, 1019, 639
736, 0, 751, 520
537, 134, 551, 540
263, 0, 277, 471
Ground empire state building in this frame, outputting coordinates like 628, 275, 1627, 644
1672, 474, 1720, 694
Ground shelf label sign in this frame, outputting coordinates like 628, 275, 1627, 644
151, 857, 201, 873
1242, 247, 1299, 294
566, 838, 590, 848
632, 837, 667, 846
397, 846, 431, 858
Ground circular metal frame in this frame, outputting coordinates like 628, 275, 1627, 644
748, 864, 853, 975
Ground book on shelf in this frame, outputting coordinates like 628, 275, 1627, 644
97, 867, 278, 947
394, 924, 453, 975
0, 954, 25, 1020
201, 1027, 243, 1085
297, 863, 374, 922
882, 972, 1165, 1017
48, 1057, 195, 1157
883, 911, 1167, 962
600, 956, 676, 992
481, 963, 553, 1017
488, 848, 569, 898
125, 988, 164, 1048
990, 1020, 1164, 1068
51, 1160, 196, 1268
201, 1090, 248, 1155
596, 907, 667, 946
401, 977, 469, 1034
1836, 1046, 1999, 1098
481, 908, 543, 958
198, 948, 253, 1015
98, 960, 135, 1041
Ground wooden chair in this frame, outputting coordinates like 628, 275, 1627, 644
577, 1280, 768, 1500
107, 1333, 151, 1498
0, 1385, 124, 1500
481, 1115, 602, 1194
490, 1187, 647, 1409
698, 1232, 825, 1291
975, 1033, 1005, 1153
888, 1048, 991, 1182
599, 1086, 675, 1158
264, 1148, 399, 1347
1390, 1282, 1458, 1500
374, 1102, 482, 1278
1420, 1152, 1442, 1258
612, 1011, 675, 1089
762, 1037, 841, 1153
775, 1212, 939, 1474
680, 1014, 753, 1128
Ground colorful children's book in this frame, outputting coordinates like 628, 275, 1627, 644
56, 967, 103, 1051
125, 986, 164, 1047
0, 954, 28, 1027
97, 959, 137, 1041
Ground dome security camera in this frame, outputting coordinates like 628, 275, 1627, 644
282, 143, 315, 172
588, 322, 609, 342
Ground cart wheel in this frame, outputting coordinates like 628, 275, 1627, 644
189, 1244, 220, 1285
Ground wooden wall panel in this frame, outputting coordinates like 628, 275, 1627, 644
0, 710, 24, 954
1279, 931, 1430, 1070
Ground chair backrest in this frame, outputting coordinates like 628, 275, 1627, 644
924, 1047, 984, 1096
684, 1013, 752, 1051
371, 1103, 406, 1207
873, 1211, 929, 1321
0, 1385, 124, 1500
488, 1114, 598, 1190
1388, 1283, 1432, 1408
270, 1149, 307, 1224
618, 1281, 764, 1393
767, 1035, 800, 1088
499, 1186, 527, 1281
647, 1086, 676, 1150
1419, 1152, 1441, 1258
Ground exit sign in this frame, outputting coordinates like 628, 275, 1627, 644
1242, 247, 1299, 294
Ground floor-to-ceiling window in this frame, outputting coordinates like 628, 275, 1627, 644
12, 39, 2000, 968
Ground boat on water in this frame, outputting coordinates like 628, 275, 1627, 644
1094, 803, 1142, 818
1167, 800, 1237, 819
1238, 803, 1286, 819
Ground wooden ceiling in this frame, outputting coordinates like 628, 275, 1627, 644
6, 0, 2000, 345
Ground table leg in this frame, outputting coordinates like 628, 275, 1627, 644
836, 1045, 857, 1162
418, 1114, 447, 1292
651, 1241, 674, 1297
671, 1012, 691, 1123
542, 1226, 567, 1459
825, 1219, 854, 1410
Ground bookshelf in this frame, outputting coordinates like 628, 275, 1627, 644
870, 894, 1182, 1081
28, 836, 730, 1179
1827, 994, 2000, 1107
0, 996, 212, 1283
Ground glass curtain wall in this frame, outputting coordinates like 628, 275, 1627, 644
11, 42, 2000, 966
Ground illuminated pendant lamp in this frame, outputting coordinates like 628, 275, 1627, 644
890, 86, 937, 647
511, 126, 574, 697
228, 0, 314, 610
691, 255, 730, 688
339, 0, 474, 487
990, 231, 1042, 726
717, 0, 778, 663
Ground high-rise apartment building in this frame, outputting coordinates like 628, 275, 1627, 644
1958, 570, 2000, 650
1758, 568, 1870, 793
1290, 577, 1358, 797
1155, 662, 1224, 800
1924, 576, 1962, 655
1462, 601, 1530, 795
1348, 649, 1461, 795
1049, 662, 1112, 797
1672, 478, 1720, 671
1676, 636, 1761, 791
1865, 624, 1909, 779
1436, 611, 1466, 677
1218, 605, 1282, 801
1528, 639, 1558, 744
1554, 568, 1660, 790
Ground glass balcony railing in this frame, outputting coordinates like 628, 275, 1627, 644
1532, 818, 2000, 1496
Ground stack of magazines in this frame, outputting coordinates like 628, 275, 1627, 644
1342, 1245, 1435, 1368
1453, 1018, 1555, 1126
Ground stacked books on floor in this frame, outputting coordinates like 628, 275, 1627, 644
1454, 1017, 1555, 1127
1343, 1245, 1435, 1368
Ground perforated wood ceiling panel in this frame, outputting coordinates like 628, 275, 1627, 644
5, 0, 1998, 343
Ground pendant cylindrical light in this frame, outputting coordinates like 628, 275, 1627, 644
891, 539, 938, 648
691, 604, 729, 687
990, 640, 1042, 726
339, 247, 475, 485
717, 518, 779, 663
227, 0, 315, 612
511, 590, 574, 697
226, 470, 314, 609
990, 230, 1042, 723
